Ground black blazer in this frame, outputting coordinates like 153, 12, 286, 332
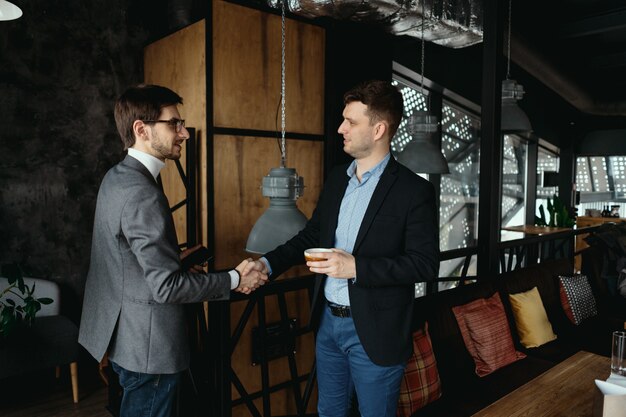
265, 156, 439, 366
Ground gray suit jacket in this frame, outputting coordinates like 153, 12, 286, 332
79, 155, 230, 374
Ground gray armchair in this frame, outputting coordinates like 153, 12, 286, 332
0, 277, 80, 403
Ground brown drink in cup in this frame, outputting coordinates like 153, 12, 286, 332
304, 248, 333, 262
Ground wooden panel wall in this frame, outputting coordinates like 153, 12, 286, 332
213, 1, 324, 415
216, 135, 322, 412
213, 0, 324, 134
144, 20, 207, 246
213, 136, 324, 269
144, 1, 325, 415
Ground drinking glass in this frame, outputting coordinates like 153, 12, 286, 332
612, 331, 626, 376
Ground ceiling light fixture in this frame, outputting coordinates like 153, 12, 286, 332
0, 0, 22, 21
397, 1, 449, 175
246, 0, 308, 254
501, 0, 532, 133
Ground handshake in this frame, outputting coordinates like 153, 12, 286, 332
180, 245, 269, 295
234, 258, 269, 295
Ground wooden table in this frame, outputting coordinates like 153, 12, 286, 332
472, 351, 610, 417
501, 225, 572, 235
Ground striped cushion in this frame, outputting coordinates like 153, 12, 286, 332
396, 323, 442, 416
453, 293, 526, 377
559, 275, 598, 325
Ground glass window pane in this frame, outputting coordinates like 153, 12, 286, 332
502, 134, 527, 227
610, 156, 626, 195
576, 157, 592, 192
576, 155, 626, 218
440, 101, 480, 253
390, 79, 428, 153
536, 146, 560, 219
590, 157, 610, 192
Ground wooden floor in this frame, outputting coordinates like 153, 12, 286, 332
0, 364, 111, 417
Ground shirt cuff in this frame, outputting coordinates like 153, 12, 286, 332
229, 270, 240, 290
260, 257, 273, 275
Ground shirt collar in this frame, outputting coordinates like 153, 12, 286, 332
127, 148, 165, 181
346, 153, 391, 184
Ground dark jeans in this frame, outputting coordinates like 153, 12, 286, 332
111, 361, 182, 417
316, 305, 405, 417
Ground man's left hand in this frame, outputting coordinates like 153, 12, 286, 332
306, 249, 356, 279
180, 244, 205, 273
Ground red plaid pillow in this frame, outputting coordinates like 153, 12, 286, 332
396, 323, 442, 417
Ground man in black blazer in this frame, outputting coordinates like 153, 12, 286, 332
244, 80, 439, 417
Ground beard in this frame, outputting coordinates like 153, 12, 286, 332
150, 133, 181, 160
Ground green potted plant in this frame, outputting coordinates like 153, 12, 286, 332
0, 264, 53, 340
535, 194, 576, 228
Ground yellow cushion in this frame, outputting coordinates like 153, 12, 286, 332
508, 287, 557, 348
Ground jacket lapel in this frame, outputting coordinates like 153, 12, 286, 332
352, 158, 399, 253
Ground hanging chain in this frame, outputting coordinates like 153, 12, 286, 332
420, 0, 431, 110
280, 0, 287, 168
420, 0, 425, 93
506, 0, 512, 79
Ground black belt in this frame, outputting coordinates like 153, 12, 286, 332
327, 301, 351, 318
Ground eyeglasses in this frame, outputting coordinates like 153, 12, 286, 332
143, 118, 186, 133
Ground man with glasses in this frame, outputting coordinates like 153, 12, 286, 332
79, 84, 268, 417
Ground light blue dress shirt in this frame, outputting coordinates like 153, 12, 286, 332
324, 153, 391, 306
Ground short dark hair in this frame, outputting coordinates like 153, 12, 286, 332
114, 84, 183, 150
343, 80, 404, 139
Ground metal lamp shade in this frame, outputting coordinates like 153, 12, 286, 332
501, 79, 532, 133
246, 201, 308, 254
396, 111, 449, 174
246, 167, 307, 254
397, 139, 450, 174
0, 1, 22, 20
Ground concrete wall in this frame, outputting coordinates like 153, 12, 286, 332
0, 0, 155, 320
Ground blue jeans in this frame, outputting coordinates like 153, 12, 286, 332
316, 305, 405, 417
111, 361, 181, 417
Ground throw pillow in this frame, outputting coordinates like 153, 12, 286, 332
559, 282, 576, 324
558, 275, 598, 325
452, 293, 526, 377
396, 323, 442, 416
509, 286, 557, 348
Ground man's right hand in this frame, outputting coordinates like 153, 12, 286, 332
235, 259, 268, 294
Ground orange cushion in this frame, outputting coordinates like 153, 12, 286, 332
396, 323, 442, 416
452, 293, 526, 377
509, 286, 557, 348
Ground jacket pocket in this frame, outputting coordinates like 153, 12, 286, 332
375, 293, 412, 310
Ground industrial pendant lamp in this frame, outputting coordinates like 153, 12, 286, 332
0, 0, 22, 21
246, 0, 307, 254
397, 1, 449, 175
501, 0, 532, 133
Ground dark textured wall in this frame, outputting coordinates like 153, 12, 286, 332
0, 1, 157, 320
